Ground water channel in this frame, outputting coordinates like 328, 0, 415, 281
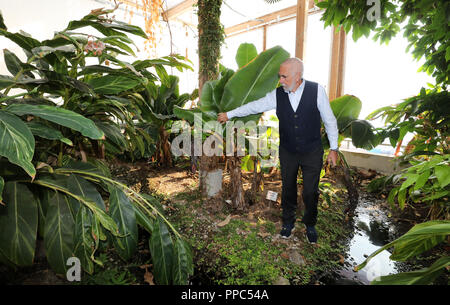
322, 192, 409, 285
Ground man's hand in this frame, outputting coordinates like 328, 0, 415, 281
327, 150, 338, 167
217, 112, 229, 124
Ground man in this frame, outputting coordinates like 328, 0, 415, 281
217, 58, 339, 243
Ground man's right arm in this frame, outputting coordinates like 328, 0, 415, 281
217, 89, 277, 123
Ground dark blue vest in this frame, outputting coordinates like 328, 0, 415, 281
276, 80, 322, 154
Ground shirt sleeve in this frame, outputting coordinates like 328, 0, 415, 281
226, 89, 277, 119
317, 85, 339, 150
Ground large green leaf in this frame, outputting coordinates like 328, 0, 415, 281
94, 120, 128, 152
199, 80, 220, 112
36, 174, 119, 238
0, 182, 38, 266
0, 29, 41, 53
5, 104, 104, 140
173, 106, 216, 125
434, 165, 450, 188
0, 110, 36, 178
389, 221, 450, 261
100, 36, 136, 56
149, 216, 174, 285
37, 188, 52, 238
65, 18, 147, 40
350, 119, 376, 149
31, 45, 76, 58
26, 121, 73, 146
172, 238, 194, 285
73, 206, 95, 274
220, 45, 290, 113
3, 48, 34, 78
44, 191, 75, 275
330, 95, 362, 131
134, 205, 154, 233
235, 43, 258, 68
67, 174, 106, 216
372, 256, 450, 285
109, 186, 138, 261
357, 220, 450, 271
60, 159, 107, 178
38, 70, 95, 95
86, 75, 140, 94
0, 75, 47, 90
214, 69, 235, 108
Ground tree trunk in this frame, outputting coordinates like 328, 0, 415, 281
156, 125, 172, 167
199, 155, 222, 211
197, 0, 225, 201
228, 156, 245, 210
249, 157, 264, 205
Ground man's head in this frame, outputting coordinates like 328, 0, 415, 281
278, 58, 304, 92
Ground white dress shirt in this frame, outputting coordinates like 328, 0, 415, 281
226, 80, 339, 150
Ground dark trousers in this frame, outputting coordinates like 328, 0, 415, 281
279, 145, 324, 227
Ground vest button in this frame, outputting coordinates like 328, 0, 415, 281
294, 125, 298, 129
294, 114, 298, 118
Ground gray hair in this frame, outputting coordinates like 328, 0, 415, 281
281, 58, 304, 78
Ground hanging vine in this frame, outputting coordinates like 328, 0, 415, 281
110, 0, 163, 55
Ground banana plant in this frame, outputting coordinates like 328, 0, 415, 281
175, 44, 288, 125
326, 94, 379, 151
133, 75, 194, 166
174, 44, 289, 208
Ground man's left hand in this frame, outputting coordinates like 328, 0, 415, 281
327, 150, 339, 167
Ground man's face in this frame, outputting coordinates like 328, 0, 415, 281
278, 64, 297, 92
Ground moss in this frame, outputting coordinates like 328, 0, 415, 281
168, 188, 351, 285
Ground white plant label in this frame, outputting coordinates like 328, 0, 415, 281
266, 191, 278, 201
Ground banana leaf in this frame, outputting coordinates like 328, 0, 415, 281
235, 43, 258, 68
174, 45, 289, 125
329, 94, 377, 149
330, 94, 362, 132
349, 120, 376, 150
221, 45, 289, 112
